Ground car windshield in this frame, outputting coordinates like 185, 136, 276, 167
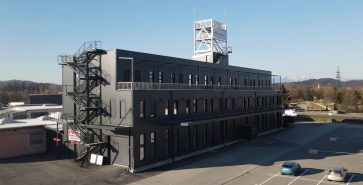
330, 170, 342, 175
282, 163, 294, 168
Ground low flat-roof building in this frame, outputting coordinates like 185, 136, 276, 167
0, 118, 59, 159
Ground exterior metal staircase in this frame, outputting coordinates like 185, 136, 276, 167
58, 41, 110, 165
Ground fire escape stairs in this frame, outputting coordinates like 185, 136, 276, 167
59, 41, 110, 165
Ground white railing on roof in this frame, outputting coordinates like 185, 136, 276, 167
117, 82, 281, 91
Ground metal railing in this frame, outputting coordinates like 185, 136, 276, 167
117, 82, 281, 91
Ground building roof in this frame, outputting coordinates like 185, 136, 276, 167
0, 118, 59, 130
0, 105, 62, 115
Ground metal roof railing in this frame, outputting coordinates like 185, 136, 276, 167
117, 82, 281, 91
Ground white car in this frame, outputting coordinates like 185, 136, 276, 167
327, 166, 347, 182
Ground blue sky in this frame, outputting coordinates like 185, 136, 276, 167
0, 0, 362, 84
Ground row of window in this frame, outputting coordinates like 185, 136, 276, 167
140, 130, 170, 161
139, 96, 280, 118
138, 112, 281, 161
124, 69, 271, 87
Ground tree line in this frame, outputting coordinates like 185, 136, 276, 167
0, 80, 61, 106
282, 83, 363, 113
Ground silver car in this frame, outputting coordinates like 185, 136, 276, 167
327, 166, 347, 182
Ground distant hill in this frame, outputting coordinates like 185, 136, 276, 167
285, 78, 363, 88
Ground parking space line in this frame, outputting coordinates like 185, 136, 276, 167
287, 169, 310, 185
257, 172, 280, 185
276, 174, 342, 185
316, 175, 327, 185
346, 174, 354, 185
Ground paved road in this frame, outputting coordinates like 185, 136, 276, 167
131, 122, 363, 185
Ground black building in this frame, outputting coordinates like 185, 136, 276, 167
60, 42, 283, 172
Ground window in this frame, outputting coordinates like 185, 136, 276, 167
179, 74, 183, 83
229, 77, 232, 85
247, 97, 250, 108
173, 100, 178, 115
232, 98, 235, 110
29, 132, 43, 146
193, 99, 198, 113
150, 100, 156, 117
164, 100, 170, 116
219, 98, 223, 111
150, 132, 156, 159
210, 99, 214, 112
210, 76, 214, 85
135, 70, 141, 82
165, 129, 170, 156
204, 124, 208, 145
195, 74, 199, 84
186, 100, 191, 114
139, 101, 145, 118
192, 126, 197, 147
188, 74, 192, 86
171, 73, 176, 83
123, 69, 130, 81
120, 100, 126, 118
204, 75, 208, 85
218, 77, 222, 86
139, 134, 145, 160
244, 79, 247, 86
158, 72, 163, 83
234, 78, 238, 86
253, 79, 256, 86
243, 98, 246, 109
203, 99, 208, 112
225, 98, 228, 110
149, 71, 154, 82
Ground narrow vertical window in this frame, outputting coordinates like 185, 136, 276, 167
204, 75, 208, 85
171, 73, 176, 83
164, 100, 169, 116
139, 134, 145, 161
232, 98, 235, 110
193, 99, 197, 113
149, 71, 154, 82
150, 100, 156, 117
218, 77, 222, 86
219, 98, 223, 111
139, 101, 145, 118
150, 132, 156, 159
204, 124, 208, 145
229, 77, 232, 85
158, 72, 163, 83
173, 100, 178, 115
203, 99, 208, 112
244, 79, 247, 86
165, 129, 170, 156
210, 99, 214, 112
195, 74, 199, 84
179, 74, 183, 83
186, 100, 191, 114
210, 76, 214, 85
188, 74, 192, 86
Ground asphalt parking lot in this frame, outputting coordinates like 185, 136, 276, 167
132, 122, 363, 185
1, 122, 363, 185
224, 123, 363, 185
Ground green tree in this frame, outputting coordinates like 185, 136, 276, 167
281, 84, 291, 107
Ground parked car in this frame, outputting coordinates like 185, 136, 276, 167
327, 166, 347, 182
280, 161, 302, 175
